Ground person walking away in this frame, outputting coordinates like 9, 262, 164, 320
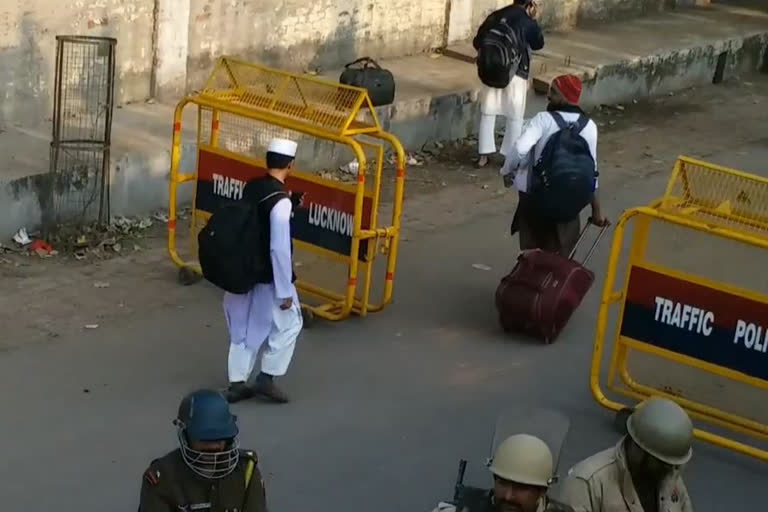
223, 138, 303, 404
432, 434, 574, 512
474, 0, 544, 168
500, 74, 607, 257
138, 389, 268, 512
552, 398, 695, 512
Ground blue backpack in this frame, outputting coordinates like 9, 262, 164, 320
529, 112, 597, 223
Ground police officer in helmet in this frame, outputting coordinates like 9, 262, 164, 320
433, 434, 573, 512
138, 390, 268, 512
554, 398, 694, 512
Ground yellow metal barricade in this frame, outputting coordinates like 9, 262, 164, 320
592, 156, 768, 462
167, 57, 406, 322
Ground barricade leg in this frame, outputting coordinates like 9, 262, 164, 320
356, 140, 385, 317
590, 210, 634, 413
360, 131, 406, 312
168, 98, 195, 270
609, 214, 651, 391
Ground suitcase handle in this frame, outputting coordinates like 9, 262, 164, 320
344, 57, 382, 70
568, 218, 611, 265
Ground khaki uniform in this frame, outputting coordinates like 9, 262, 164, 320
431, 496, 574, 512
552, 440, 692, 512
138, 449, 268, 512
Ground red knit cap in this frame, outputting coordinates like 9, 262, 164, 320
551, 75, 583, 105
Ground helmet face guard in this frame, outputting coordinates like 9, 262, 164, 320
174, 390, 241, 479
177, 426, 240, 479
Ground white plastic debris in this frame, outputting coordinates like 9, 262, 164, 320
339, 160, 360, 175
137, 218, 153, 230
152, 211, 170, 223
407, 155, 422, 166
472, 263, 492, 271
12, 228, 32, 246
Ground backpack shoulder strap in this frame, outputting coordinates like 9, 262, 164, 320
255, 191, 289, 227
549, 111, 567, 130
574, 114, 590, 132
257, 190, 288, 204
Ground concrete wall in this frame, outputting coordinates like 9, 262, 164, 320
185, 0, 448, 92
449, 0, 711, 44
0, 0, 718, 129
0, 0, 155, 130
581, 32, 767, 107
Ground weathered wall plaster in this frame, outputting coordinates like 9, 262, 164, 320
185, 0, 448, 91
0, 1, 155, 129
0, 0, 717, 130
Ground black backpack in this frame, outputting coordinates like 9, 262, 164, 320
476, 18, 522, 89
198, 190, 286, 294
529, 112, 597, 223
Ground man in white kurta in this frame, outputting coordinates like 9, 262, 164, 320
474, 0, 544, 168
500, 74, 607, 256
223, 138, 303, 404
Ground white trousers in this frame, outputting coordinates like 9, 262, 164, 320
478, 75, 528, 156
226, 299, 303, 382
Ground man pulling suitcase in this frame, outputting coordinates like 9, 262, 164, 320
495, 75, 610, 343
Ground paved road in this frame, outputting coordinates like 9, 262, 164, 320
2, 142, 767, 511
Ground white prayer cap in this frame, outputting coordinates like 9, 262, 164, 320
267, 138, 298, 158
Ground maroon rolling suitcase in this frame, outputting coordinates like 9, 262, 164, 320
495, 223, 609, 343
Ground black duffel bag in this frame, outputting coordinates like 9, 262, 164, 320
339, 57, 395, 107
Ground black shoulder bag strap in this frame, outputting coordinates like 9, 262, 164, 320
344, 57, 381, 70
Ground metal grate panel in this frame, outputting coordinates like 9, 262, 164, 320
659, 156, 768, 239
48, 35, 116, 227
199, 58, 379, 136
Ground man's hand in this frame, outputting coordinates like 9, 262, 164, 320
590, 214, 610, 227
526, 1, 540, 20
279, 297, 293, 311
289, 191, 305, 209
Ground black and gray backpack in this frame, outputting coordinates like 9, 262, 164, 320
476, 18, 523, 89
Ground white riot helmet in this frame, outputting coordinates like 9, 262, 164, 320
488, 434, 554, 487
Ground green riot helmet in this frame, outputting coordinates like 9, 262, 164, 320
626, 398, 693, 466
